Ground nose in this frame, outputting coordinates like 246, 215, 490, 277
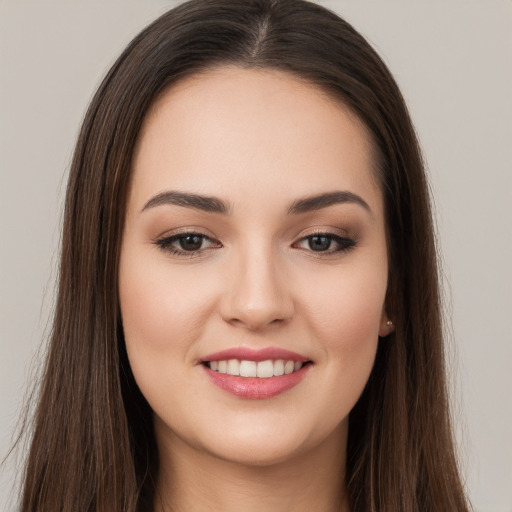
219, 244, 295, 331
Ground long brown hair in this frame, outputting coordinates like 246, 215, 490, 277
18, 0, 470, 510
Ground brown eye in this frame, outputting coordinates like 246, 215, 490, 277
308, 235, 332, 252
294, 232, 356, 254
155, 232, 221, 256
179, 234, 204, 251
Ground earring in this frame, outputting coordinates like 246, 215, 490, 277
379, 319, 394, 338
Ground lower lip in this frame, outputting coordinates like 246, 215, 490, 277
202, 364, 311, 399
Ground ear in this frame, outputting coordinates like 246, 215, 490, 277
378, 309, 395, 338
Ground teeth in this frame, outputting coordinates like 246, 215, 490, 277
273, 360, 284, 376
239, 360, 257, 377
227, 359, 240, 375
257, 360, 274, 378
208, 359, 304, 378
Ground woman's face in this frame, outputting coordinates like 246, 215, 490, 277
119, 66, 391, 467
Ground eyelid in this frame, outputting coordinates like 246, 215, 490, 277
292, 228, 357, 255
292, 226, 352, 244
154, 228, 222, 258
153, 225, 217, 241
295, 226, 350, 238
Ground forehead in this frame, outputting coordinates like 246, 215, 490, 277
130, 65, 382, 215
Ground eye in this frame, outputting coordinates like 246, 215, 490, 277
155, 232, 221, 256
294, 232, 356, 254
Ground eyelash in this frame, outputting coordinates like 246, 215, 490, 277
293, 232, 356, 255
155, 230, 356, 258
154, 231, 220, 258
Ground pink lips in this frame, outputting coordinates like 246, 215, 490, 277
201, 347, 309, 363
199, 347, 312, 400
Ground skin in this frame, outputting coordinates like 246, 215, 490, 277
119, 66, 393, 512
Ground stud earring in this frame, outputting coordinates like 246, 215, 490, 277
386, 320, 393, 327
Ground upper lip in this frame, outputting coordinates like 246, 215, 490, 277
200, 346, 310, 363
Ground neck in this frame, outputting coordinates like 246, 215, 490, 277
154, 426, 350, 512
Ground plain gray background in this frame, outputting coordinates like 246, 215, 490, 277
1, 1, 511, 511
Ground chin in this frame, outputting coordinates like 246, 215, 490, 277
208, 436, 309, 468
192, 415, 347, 469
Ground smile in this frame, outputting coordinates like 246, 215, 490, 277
200, 347, 312, 399
206, 359, 304, 378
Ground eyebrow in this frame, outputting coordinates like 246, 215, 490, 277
141, 190, 371, 216
287, 191, 372, 215
142, 191, 230, 214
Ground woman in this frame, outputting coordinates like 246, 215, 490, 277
18, 0, 471, 510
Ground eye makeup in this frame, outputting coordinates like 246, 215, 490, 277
155, 231, 221, 258
293, 230, 356, 255
153, 228, 357, 259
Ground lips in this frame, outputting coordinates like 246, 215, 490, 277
199, 347, 312, 399
201, 346, 309, 363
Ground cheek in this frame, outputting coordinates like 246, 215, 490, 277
119, 255, 216, 353
118, 253, 222, 424
295, 259, 387, 401
299, 262, 387, 344
118, 252, 220, 421
306, 284, 383, 431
